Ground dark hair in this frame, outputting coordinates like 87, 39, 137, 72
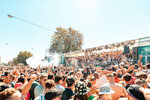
0, 84, 10, 92
83, 73, 88, 80
146, 64, 150, 69
45, 80, 55, 89
17, 77, 25, 84
65, 72, 69, 74
62, 75, 67, 82
129, 70, 133, 74
20, 73, 26, 77
4, 72, 9, 76
54, 70, 58, 73
113, 72, 117, 77
106, 74, 114, 77
74, 94, 88, 100
45, 90, 61, 100
54, 75, 62, 83
69, 72, 74, 75
90, 77, 96, 81
80, 78, 85, 82
27, 78, 31, 82
66, 76, 75, 87
48, 74, 53, 80
0, 78, 4, 82
87, 81, 92, 88
135, 78, 147, 87
136, 72, 147, 79
10, 75, 15, 81
123, 73, 131, 81
94, 73, 99, 79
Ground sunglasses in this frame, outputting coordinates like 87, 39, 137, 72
43, 79, 47, 81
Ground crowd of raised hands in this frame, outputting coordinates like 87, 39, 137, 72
0, 55, 150, 100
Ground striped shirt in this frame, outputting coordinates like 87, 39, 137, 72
34, 94, 45, 100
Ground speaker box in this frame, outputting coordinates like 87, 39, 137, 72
132, 47, 138, 54
133, 53, 138, 60
124, 45, 130, 54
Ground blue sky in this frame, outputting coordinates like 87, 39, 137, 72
0, 0, 150, 63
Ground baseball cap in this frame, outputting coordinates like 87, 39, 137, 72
99, 85, 115, 95
127, 84, 145, 100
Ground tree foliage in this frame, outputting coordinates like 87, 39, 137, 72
13, 58, 18, 65
13, 51, 33, 65
50, 27, 83, 54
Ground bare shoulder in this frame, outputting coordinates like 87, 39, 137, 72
115, 83, 124, 87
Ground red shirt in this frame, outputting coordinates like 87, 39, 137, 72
114, 78, 120, 83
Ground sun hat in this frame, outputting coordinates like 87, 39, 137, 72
75, 81, 90, 96
99, 85, 115, 95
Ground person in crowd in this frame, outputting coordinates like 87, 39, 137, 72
135, 78, 147, 88
136, 72, 147, 79
87, 77, 99, 95
127, 84, 146, 100
9, 75, 16, 88
34, 80, 56, 100
14, 76, 25, 89
0, 74, 37, 100
54, 75, 65, 92
139, 86, 150, 100
48, 74, 54, 80
106, 74, 127, 100
29, 79, 40, 100
74, 81, 94, 100
34, 74, 47, 98
3, 72, 11, 84
122, 73, 132, 89
146, 74, 150, 89
1, 50, 150, 100
61, 76, 75, 100
98, 85, 115, 100
113, 72, 120, 83
45, 90, 62, 100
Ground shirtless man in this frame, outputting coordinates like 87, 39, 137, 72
105, 74, 127, 100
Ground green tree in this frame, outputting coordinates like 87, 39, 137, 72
8, 60, 12, 65
50, 27, 83, 54
13, 57, 18, 65
13, 51, 33, 65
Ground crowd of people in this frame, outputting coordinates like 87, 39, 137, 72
0, 53, 150, 100
65, 50, 133, 67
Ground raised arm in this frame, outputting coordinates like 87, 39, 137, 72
22, 74, 37, 96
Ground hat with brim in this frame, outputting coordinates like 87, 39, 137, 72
75, 81, 90, 96
99, 85, 115, 95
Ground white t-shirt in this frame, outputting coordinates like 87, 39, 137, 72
55, 84, 65, 92
95, 75, 108, 89
34, 94, 45, 100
